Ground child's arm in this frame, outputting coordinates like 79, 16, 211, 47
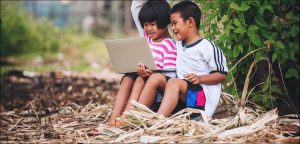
184, 72, 227, 85
186, 40, 228, 85
131, 1, 146, 37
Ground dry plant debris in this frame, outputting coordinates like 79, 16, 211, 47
0, 71, 299, 143
0, 97, 299, 143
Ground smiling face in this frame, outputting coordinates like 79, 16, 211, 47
170, 12, 190, 41
143, 21, 167, 42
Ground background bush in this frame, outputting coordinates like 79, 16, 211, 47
1, 1, 60, 57
197, 0, 299, 112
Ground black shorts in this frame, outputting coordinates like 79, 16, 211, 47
150, 100, 186, 114
151, 79, 205, 117
121, 73, 177, 112
149, 75, 175, 112
121, 73, 139, 82
121, 72, 171, 83
172, 80, 205, 118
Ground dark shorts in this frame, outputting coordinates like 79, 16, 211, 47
150, 100, 186, 114
164, 75, 171, 81
151, 79, 206, 117
150, 75, 177, 112
121, 73, 139, 82
121, 72, 171, 83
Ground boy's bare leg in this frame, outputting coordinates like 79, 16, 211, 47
108, 76, 134, 125
123, 76, 145, 113
138, 73, 167, 107
157, 78, 188, 117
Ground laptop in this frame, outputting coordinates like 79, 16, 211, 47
104, 37, 176, 74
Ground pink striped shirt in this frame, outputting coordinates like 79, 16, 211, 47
144, 33, 177, 77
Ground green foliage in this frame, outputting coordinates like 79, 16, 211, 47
1, 1, 60, 56
197, 0, 299, 109
0, 1, 109, 73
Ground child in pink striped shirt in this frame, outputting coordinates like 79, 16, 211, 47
108, 0, 176, 126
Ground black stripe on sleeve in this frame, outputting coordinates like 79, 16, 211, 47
217, 46, 225, 72
210, 70, 228, 75
215, 44, 221, 71
208, 40, 220, 71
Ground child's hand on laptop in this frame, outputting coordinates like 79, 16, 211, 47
137, 63, 153, 78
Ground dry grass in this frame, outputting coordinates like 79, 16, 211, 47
0, 94, 299, 143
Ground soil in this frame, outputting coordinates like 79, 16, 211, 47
0, 70, 299, 143
0, 70, 119, 113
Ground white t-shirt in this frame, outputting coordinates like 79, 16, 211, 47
176, 38, 228, 118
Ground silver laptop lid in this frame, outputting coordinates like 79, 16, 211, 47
105, 37, 158, 73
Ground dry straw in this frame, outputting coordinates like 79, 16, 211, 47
0, 61, 299, 143
0, 97, 299, 143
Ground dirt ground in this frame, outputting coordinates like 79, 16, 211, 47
0, 70, 119, 113
0, 70, 299, 143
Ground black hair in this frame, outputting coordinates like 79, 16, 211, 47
138, 0, 171, 29
170, 1, 201, 30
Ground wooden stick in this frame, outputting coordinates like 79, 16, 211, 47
8, 117, 24, 131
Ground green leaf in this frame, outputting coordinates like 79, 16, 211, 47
281, 50, 289, 59
229, 2, 250, 11
262, 82, 269, 92
279, 56, 287, 64
238, 43, 243, 53
247, 31, 262, 47
271, 85, 282, 95
238, 12, 246, 25
252, 1, 261, 7
264, 39, 275, 45
255, 16, 268, 28
225, 23, 234, 33
276, 41, 285, 49
248, 25, 259, 31
261, 28, 275, 39
286, 12, 294, 20
255, 51, 264, 59
265, 3, 273, 13
234, 26, 247, 34
285, 68, 299, 79
290, 25, 299, 37
211, 23, 218, 32
233, 45, 240, 58
272, 52, 278, 63
258, 7, 266, 15
251, 94, 261, 103
240, 3, 250, 11
230, 2, 241, 10
289, 49, 297, 61
231, 67, 237, 75
234, 18, 242, 27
